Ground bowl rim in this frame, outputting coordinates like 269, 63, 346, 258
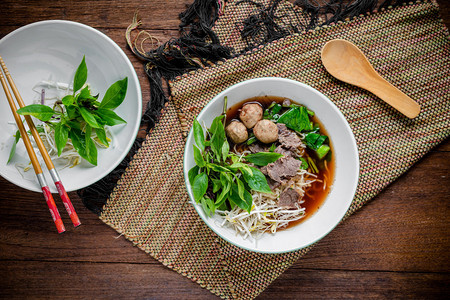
0, 20, 142, 192
183, 77, 359, 254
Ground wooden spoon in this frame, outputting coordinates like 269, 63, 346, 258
321, 39, 420, 118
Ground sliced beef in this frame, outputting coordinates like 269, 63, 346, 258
260, 165, 268, 175
274, 145, 296, 158
266, 156, 301, 183
278, 188, 300, 208
267, 177, 281, 190
277, 123, 302, 149
249, 143, 267, 154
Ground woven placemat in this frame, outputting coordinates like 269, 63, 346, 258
100, 1, 449, 299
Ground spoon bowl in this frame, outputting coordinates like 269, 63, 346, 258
321, 39, 420, 118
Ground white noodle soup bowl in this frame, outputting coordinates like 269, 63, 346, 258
183, 77, 359, 253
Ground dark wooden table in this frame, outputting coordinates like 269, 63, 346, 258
1, 1, 449, 299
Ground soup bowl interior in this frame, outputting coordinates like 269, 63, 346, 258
183, 77, 359, 253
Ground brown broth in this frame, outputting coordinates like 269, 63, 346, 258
226, 96, 335, 227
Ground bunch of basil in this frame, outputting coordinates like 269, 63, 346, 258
13, 56, 127, 166
188, 115, 282, 216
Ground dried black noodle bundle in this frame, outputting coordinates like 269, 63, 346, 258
78, 0, 232, 214
79, 0, 411, 214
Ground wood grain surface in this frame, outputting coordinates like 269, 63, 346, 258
0, 1, 449, 299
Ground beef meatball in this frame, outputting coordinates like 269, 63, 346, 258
253, 119, 278, 143
239, 103, 263, 128
226, 120, 248, 144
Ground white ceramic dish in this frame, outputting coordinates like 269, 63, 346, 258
183, 77, 359, 253
0, 20, 142, 193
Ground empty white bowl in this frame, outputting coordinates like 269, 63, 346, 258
184, 77, 359, 253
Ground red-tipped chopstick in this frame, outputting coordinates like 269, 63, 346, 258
0, 55, 81, 228
0, 63, 65, 233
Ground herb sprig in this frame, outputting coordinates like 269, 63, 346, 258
189, 114, 282, 216
13, 56, 128, 165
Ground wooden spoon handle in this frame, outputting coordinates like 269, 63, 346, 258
364, 76, 420, 119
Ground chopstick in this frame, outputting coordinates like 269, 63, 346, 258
0, 63, 65, 233
0, 55, 81, 230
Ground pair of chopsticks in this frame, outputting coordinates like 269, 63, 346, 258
0, 55, 81, 233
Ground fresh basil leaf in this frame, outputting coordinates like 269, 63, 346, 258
99, 77, 128, 109
95, 127, 109, 147
188, 165, 200, 185
277, 106, 312, 132
200, 197, 210, 216
244, 152, 283, 166
215, 173, 231, 206
192, 172, 208, 203
209, 116, 225, 162
95, 108, 126, 126
85, 137, 98, 165
78, 86, 92, 100
83, 124, 97, 165
228, 182, 252, 213
68, 128, 88, 160
73, 56, 87, 93
62, 95, 75, 106
16, 104, 55, 122
79, 107, 101, 128
236, 177, 245, 200
54, 123, 69, 156
242, 167, 272, 194
222, 140, 229, 162
212, 178, 222, 193
193, 145, 206, 167
207, 163, 230, 173
7, 130, 21, 164
193, 120, 205, 151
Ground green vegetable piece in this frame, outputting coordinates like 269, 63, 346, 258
209, 116, 226, 162
84, 125, 98, 165
297, 157, 309, 170
246, 136, 257, 145
242, 167, 272, 194
277, 106, 312, 132
200, 197, 210, 216
99, 77, 128, 110
16, 104, 55, 122
305, 132, 327, 150
271, 103, 282, 114
62, 95, 75, 106
193, 120, 205, 151
193, 145, 206, 167
269, 143, 276, 152
7, 130, 21, 164
244, 152, 283, 166
222, 140, 230, 162
307, 156, 318, 173
96, 108, 126, 126
73, 56, 88, 93
79, 107, 101, 128
192, 173, 208, 203
228, 182, 252, 213
54, 123, 69, 156
212, 178, 222, 193
316, 144, 330, 160
207, 163, 230, 173
68, 128, 88, 160
95, 127, 109, 147
188, 165, 200, 185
